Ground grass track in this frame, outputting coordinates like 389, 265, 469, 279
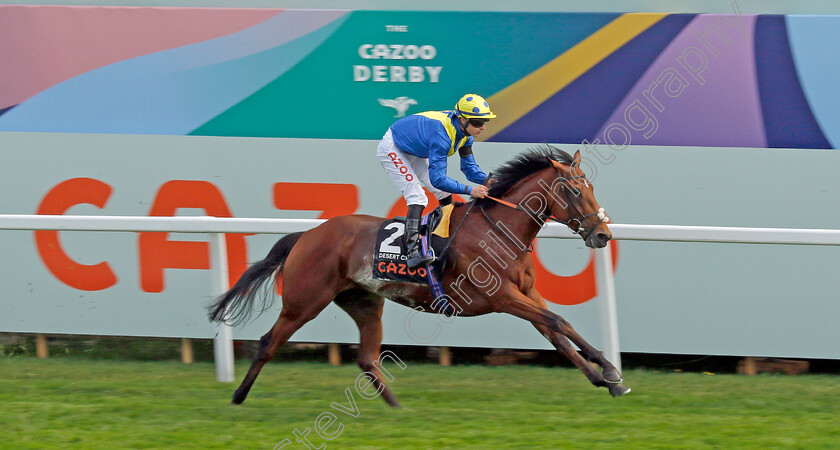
1, 357, 838, 448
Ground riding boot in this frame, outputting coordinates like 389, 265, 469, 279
405, 204, 434, 269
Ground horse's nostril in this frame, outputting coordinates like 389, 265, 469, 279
598, 233, 610, 242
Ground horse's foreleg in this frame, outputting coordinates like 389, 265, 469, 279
530, 322, 608, 387
501, 289, 630, 397
553, 323, 623, 383
524, 287, 624, 385
533, 323, 629, 397
334, 290, 401, 408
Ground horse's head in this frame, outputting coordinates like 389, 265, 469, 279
546, 150, 612, 249
479, 146, 612, 248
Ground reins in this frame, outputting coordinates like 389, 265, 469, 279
438, 199, 474, 257
439, 169, 611, 259
435, 173, 491, 258
479, 203, 534, 252
480, 173, 610, 244
484, 194, 559, 224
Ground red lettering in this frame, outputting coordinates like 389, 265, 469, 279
386, 262, 398, 273
406, 266, 416, 276
398, 264, 407, 275
417, 267, 427, 277
138, 181, 248, 293
273, 182, 359, 219
35, 178, 117, 291
532, 241, 619, 305
273, 182, 359, 293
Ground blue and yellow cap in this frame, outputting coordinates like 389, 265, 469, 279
454, 94, 496, 119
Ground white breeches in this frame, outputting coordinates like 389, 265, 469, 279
377, 128, 449, 207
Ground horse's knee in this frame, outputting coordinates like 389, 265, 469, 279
547, 316, 574, 337
547, 316, 564, 332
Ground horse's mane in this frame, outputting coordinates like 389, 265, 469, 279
474, 145, 573, 208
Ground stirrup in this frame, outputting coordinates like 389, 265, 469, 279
407, 249, 434, 268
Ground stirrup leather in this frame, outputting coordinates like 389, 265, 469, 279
404, 209, 434, 268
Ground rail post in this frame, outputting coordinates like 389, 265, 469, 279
210, 231, 235, 382
595, 242, 621, 373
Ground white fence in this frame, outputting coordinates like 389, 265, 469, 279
2, 214, 840, 381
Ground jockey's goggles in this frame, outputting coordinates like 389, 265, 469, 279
468, 118, 489, 127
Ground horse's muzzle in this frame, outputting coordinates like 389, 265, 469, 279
585, 229, 612, 249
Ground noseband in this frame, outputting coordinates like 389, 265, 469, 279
544, 175, 610, 242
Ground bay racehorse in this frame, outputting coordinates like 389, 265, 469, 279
208, 147, 630, 407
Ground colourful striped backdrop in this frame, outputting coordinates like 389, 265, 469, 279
1, 6, 838, 149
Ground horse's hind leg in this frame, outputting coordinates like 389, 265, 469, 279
334, 289, 402, 408
232, 309, 306, 404
233, 290, 339, 404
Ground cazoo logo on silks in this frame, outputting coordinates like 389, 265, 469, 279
353, 44, 442, 83
387, 152, 414, 182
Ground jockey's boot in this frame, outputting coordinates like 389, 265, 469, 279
405, 204, 434, 269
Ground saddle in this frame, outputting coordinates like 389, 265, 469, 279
372, 204, 454, 285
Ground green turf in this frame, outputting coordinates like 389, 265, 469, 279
1, 357, 838, 449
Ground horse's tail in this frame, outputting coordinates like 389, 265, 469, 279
207, 232, 305, 325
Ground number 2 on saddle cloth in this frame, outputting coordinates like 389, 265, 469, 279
372, 205, 452, 302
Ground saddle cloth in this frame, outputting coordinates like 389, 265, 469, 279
372, 204, 453, 283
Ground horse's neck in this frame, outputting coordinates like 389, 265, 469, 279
485, 169, 557, 248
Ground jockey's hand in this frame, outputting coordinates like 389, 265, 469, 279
470, 185, 489, 199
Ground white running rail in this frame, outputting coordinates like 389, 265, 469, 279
2, 213, 840, 379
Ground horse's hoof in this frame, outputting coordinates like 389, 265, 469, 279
602, 368, 623, 384
609, 384, 631, 397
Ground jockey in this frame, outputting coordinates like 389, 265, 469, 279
377, 93, 494, 269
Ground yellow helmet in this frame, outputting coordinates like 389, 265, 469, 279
454, 94, 496, 119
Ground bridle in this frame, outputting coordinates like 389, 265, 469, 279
482, 171, 610, 244
545, 174, 610, 242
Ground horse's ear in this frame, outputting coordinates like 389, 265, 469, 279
547, 156, 565, 172
571, 150, 585, 177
